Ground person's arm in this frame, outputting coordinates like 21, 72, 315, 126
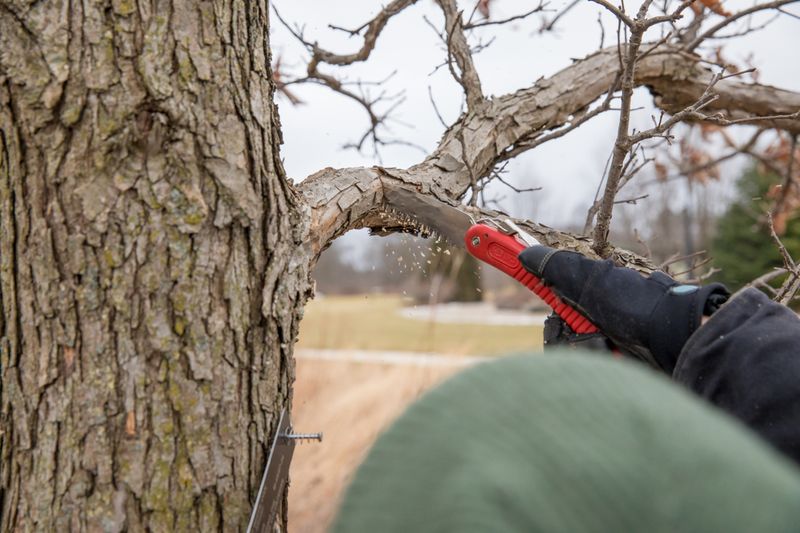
674, 288, 800, 464
519, 246, 800, 464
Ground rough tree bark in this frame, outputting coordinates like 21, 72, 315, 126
1, 1, 310, 530
2, 1, 800, 531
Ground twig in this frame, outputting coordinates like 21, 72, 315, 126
660, 249, 708, 269
592, 62, 760, 255
771, 133, 799, 220
428, 86, 448, 128
540, 0, 580, 32
747, 268, 788, 295
684, 0, 800, 51
633, 228, 652, 258
614, 193, 648, 204
767, 213, 800, 304
591, 2, 650, 255
273, 3, 422, 157
465, 2, 548, 29
687, 110, 800, 128
589, 0, 635, 27
438, 0, 485, 109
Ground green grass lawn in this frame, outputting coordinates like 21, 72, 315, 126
296, 294, 543, 356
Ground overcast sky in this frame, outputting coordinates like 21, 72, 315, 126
270, 0, 800, 251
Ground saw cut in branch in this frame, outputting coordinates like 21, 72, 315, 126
299, 166, 657, 275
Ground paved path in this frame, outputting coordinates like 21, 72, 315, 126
295, 348, 492, 367
398, 302, 548, 326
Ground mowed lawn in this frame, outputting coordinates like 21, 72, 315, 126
296, 294, 543, 356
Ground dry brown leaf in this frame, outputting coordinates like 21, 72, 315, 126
477, 0, 491, 19
699, 122, 722, 141
680, 140, 719, 184
713, 46, 739, 73
764, 135, 799, 167
696, 0, 731, 16
272, 56, 304, 106
767, 176, 800, 235
654, 160, 669, 182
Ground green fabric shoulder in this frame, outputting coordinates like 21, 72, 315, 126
333, 352, 800, 533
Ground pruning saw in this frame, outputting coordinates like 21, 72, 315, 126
384, 187, 599, 336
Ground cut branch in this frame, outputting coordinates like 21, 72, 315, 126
299, 167, 656, 275
298, 44, 800, 264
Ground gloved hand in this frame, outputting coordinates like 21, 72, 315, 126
519, 246, 730, 373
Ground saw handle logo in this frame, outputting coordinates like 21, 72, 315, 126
465, 224, 599, 335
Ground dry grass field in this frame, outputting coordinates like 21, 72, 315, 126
287, 295, 543, 532
296, 294, 542, 355
288, 357, 461, 532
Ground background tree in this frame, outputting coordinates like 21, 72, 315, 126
2, 0, 800, 530
712, 166, 800, 292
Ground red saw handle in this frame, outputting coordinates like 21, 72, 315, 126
465, 223, 599, 335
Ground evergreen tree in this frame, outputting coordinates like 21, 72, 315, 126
711, 167, 800, 292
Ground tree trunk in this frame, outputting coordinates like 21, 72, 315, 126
0, 1, 310, 530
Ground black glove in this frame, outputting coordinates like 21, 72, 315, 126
519, 246, 730, 373
543, 313, 612, 352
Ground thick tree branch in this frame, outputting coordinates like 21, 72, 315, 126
425, 45, 800, 203
299, 166, 656, 274
298, 45, 800, 266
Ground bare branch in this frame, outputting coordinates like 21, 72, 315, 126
497, 84, 619, 162
769, 214, 796, 270
428, 86, 449, 128
299, 167, 657, 276
767, 213, 800, 304
465, 2, 548, 29
591, 6, 649, 255
540, 0, 581, 32
687, 109, 800, 128
633, 228, 652, 259
305, 0, 419, 66
273, 2, 426, 156
660, 249, 708, 270
297, 39, 800, 259
437, 0, 485, 109
641, 0, 695, 29
684, 0, 800, 51
771, 133, 799, 220
591, 51, 793, 255
614, 193, 649, 204
748, 268, 788, 295
589, 0, 635, 27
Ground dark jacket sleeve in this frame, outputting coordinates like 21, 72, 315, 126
674, 288, 800, 464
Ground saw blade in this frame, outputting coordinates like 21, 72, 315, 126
383, 187, 475, 247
